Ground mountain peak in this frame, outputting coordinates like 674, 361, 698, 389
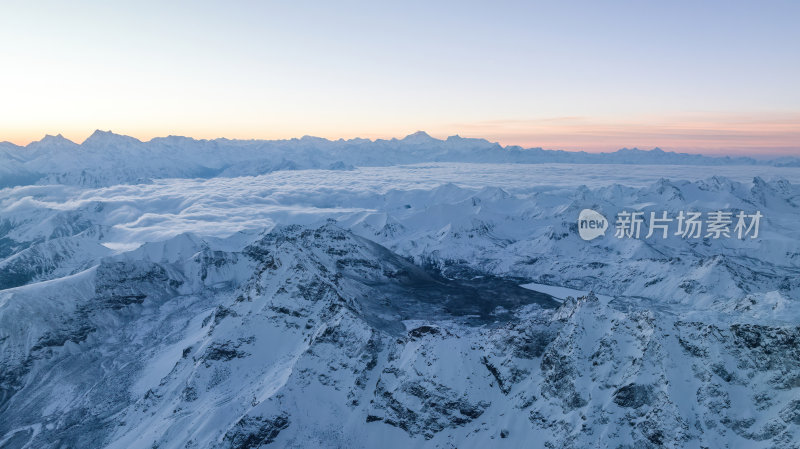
402, 131, 437, 144
27, 133, 79, 150
82, 130, 142, 147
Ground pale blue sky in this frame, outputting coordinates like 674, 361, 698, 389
1, 0, 798, 154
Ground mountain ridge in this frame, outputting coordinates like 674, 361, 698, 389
16, 129, 792, 163
1, 130, 797, 189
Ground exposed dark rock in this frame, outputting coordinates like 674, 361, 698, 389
613, 384, 655, 409
408, 325, 440, 339
222, 414, 289, 449
202, 341, 250, 363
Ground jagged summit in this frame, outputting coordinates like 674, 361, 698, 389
27, 133, 78, 150
82, 129, 143, 147
400, 130, 437, 143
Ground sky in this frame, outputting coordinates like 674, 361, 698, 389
1, 0, 798, 156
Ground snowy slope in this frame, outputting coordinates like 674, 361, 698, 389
0, 223, 797, 448
0, 160, 799, 448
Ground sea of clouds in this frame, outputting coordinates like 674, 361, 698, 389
2, 162, 799, 251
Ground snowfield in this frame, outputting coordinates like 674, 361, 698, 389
0, 136, 799, 449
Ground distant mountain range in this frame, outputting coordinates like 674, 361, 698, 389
1, 130, 798, 188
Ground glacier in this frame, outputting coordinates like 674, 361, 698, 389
0, 138, 799, 448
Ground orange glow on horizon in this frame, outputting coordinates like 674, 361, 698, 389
2, 113, 799, 157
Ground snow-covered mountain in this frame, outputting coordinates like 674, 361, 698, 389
1, 130, 798, 188
0, 158, 798, 448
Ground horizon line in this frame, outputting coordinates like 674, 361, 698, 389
2, 129, 798, 160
